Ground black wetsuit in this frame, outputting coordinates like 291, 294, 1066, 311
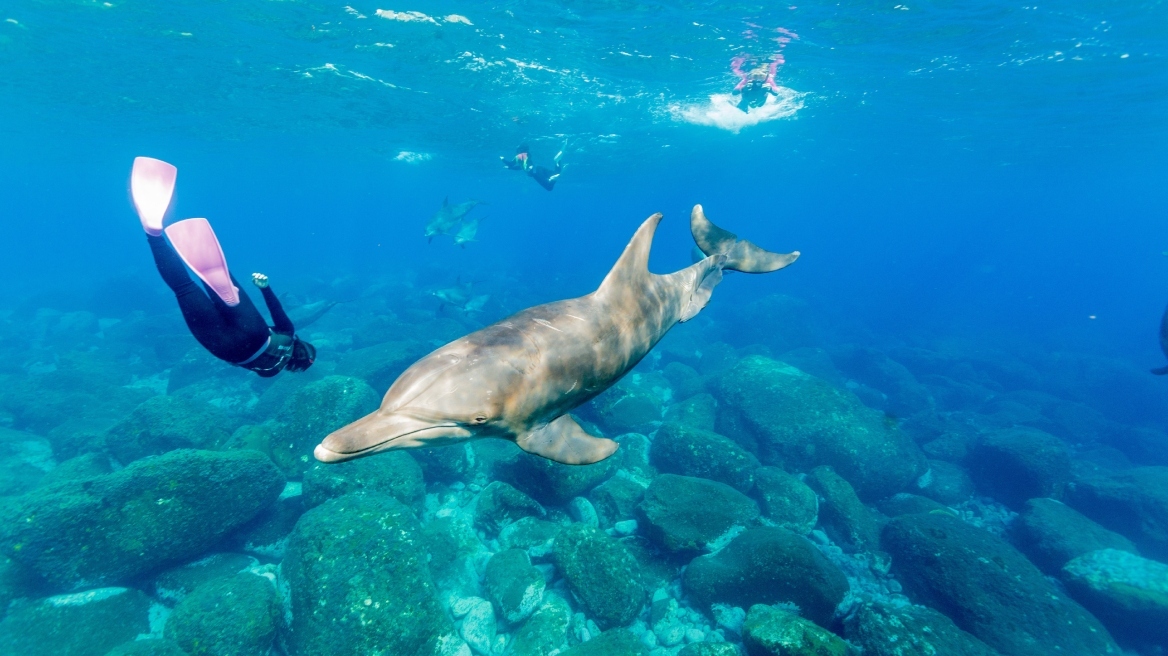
149, 235, 294, 377
503, 152, 561, 191
738, 82, 772, 111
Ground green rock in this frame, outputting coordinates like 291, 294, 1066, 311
0, 428, 52, 496
165, 573, 281, 656
806, 466, 884, 553
153, 553, 257, 604
104, 395, 235, 465
283, 493, 459, 656
663, 393, 719, 431
742, 604, 849, 656
475, 481, 546, 534
882, 511, 1120, 655
484, 549, 545, 623
714, 356, 925, 500
967, 428, 1071, 509
499, 444, 615, 505
553, 524, 644, 629
1062, 548, 1168, 648
589, 473, 648, 529
1065, 466, 1168, 561
678, 643, 745, 656
302, 451, 424, 509
638, 474, 759, 554
35, 452, 112, 488
752, 467, 818, 535
651, 422, 760, 492
1010, 498, 1138, 575
421, 515, 489, 596
508, 592, 572, 656
498, 516, 562, 561
1, 449, 284, 591
914, 460, 974, 504
267, 375, 380, 477
222, 489, 305, 558
662, 362, 705, 401
683, 527, 848, 628
591, 372, 670, 435
614, 432, 656, 480
0, 587, 152, 656
560, 628, 648, 656
876, 493, 953, 518
104, 638, 189, 656
411, 443, 475, 484
844, 601, 1003, 656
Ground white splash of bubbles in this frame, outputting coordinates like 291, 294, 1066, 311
394, 151, 432, 163
671, 89, 803, 133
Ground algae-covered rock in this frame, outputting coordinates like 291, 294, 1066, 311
714, 356, 925, 500
679, 644, 745, 656
966, 428, 1071, 509
589, 473, 647, 529
806, 466, 885, 554
421, 515, 490, 599
165, 572, 281, 656
590, 372, 670, 435
35, 451, 111, 488
651, 422, 760, 492
752, 467, 817, 534
1, 449, 284, 591
1010, 498, 1138, 575
876, 493, 953, 517
914, 459, 975, 504
104, 638, 189, 656
283, 493, 459, 656
302, 451, 424, 509
458, 597, 495, 655
475, 480, 546, 534
638, 474, 759, 554
508, 592, 572, 656
553, 524, 644, 629
498, 516, 561, 561
484, 549, 545, 624
498, 446, 615, 505
560, 628, 648, 656
0, 587, 152, 656
742, 604, 849, 656
1065, 466, 1168, 560
222, 486, 306, 559
1061, 548, 1168, 649
267, 375, 380, 477
882, 511, 1119, 655
683, 527, 848, 628
844, 601, 1002, 656
664, 393, 719, 431
104, 395, 235, 464
152, 552, 258, 604
412, 443, 476, 484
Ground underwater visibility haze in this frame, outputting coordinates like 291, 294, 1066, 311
1, 1, 1168, 655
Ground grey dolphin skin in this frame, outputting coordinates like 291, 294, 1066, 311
316, 205, 798, 466
425, 197, 482, 242
1154, 303, 1168, 375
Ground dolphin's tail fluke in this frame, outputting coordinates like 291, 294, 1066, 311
690, 204, 799, 273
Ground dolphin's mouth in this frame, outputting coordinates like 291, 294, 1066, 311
313, 421, 469, 463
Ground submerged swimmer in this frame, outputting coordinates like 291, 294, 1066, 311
731, 56, 782, 112
502, 144, 563, 191
130, 157, 316, 377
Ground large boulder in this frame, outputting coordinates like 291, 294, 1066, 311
663, 393, 718, 431
301, 452, 424, 509
104, 395, 235, 464
589, 372, 670, 435
914, 459, 975, 504
104, 639, 189, 656
498, 446, 615, 505
882, 512, 1120, 655
483, 549, 545, 624
0, 587, 152, 656
1, 449, 283, 591
560, 628, 647, 656
552, 524, 644, 629
751, 467, 817, 535
508, 592, 572, 656
742, 604, 850, 656
966, 428, 1071, 509
682, 527, 849, 628
1065, 467, 1168, 560
152, 552, 258, 604
805, 466, 884, 554
651, 422, 760, 492
475, 481, 546, 535
1010, 498, 1138, 575
844, 601, 1002, 656
830, 345, 934, 417
589, 473, 648, 529
282, 493, 461, 656
267, 375, 380, 477
165, 572, 281, 656
714, 356, 925, 499
1061, 549, 1168, 650
638, 474, 759, 554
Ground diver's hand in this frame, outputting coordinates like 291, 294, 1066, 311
252, 273, 269, 289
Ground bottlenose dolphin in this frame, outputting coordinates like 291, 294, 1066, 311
287, 298, 342, 329
315, 205, 798, 465
425, 197, 482, 242
454, 216, 484, 248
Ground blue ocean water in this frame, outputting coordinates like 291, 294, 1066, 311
2, 1, 1168, 655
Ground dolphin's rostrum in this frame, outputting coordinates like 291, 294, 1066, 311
315, 205, 799, 465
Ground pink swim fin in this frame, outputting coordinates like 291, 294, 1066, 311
164, 218, 240, 306
131, 157, 177, 236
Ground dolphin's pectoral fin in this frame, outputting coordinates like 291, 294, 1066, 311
680, 260, 724, 322
691, 205, 799, 273
516, 414, 619, 465
1152, 365, 1168, 375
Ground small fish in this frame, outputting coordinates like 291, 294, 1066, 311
424, 197, 483, 242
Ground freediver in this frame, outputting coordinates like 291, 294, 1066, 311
502, 143, 563, 191
130, 157, 316, 377
731, 55, 782, 112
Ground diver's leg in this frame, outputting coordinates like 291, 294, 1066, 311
148, 235, 197, 293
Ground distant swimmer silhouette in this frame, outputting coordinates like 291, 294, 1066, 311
1153, 303, 1168, 375
502, 143, 563, 191
731, 54, 782, 112
130, 157, 315, 377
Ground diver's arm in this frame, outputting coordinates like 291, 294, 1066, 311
253, 273, 295, 334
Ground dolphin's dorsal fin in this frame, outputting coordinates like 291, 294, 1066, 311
597, 213, 663, 298
516, 414, 619, 464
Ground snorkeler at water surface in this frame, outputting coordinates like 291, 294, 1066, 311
502, 143, 563, 191
130, 157, 316, 377
732, 55, 782, 111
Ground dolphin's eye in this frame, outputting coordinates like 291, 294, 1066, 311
473, 415, 488, 424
